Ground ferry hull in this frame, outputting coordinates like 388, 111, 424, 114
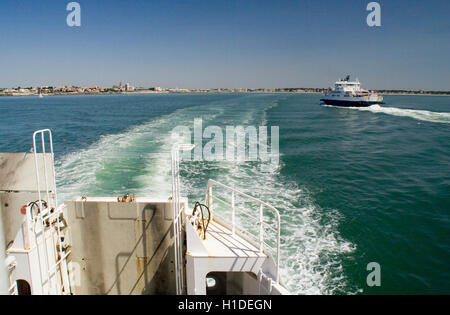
320, 99, 383, 107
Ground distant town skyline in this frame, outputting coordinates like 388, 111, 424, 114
0, 0, 449, 90
3, 84, 449, 98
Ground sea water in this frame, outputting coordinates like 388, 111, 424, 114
0, 93, 449, 294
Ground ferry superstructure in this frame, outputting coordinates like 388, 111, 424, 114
0, 130, 290, 295
320, 75, 384, 107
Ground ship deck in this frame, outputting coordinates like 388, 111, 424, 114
198, 219, 266, 258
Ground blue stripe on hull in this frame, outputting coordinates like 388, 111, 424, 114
320, 99, 383, 107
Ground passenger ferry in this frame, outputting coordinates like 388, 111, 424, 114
321, 76, 384, 107
0, 130, 290, 295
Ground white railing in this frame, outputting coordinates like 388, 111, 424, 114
31, 130, 71, 295
33, 129, 58, 210
171, 143, 195, 295
205, 179, 281, 283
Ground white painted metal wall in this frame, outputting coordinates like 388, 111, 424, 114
0, 203, 10, 295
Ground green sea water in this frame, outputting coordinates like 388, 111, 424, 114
0, 93, 449, 294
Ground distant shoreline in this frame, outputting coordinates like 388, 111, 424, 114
1, 90, 450, 97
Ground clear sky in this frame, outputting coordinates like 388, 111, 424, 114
0, 0, 449, 90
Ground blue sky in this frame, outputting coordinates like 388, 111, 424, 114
0, 0, 449, 90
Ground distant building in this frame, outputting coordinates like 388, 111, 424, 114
125, 83, 135, 91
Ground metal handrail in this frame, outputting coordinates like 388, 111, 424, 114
171, 143, 195, 295
205, 179, 281, 283
32, 130, 71, 295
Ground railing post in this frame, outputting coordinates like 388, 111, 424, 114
231, 191, 235, 235
208, 186, 213, 218
276, 213, 281, 284
171, 143, 194, 295
259, 204, 264, 253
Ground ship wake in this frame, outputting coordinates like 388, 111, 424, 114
55, 95, 356, 295
356, 104, 450, 124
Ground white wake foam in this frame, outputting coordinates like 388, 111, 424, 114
357, 105, 450, 124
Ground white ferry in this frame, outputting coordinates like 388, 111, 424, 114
0, 130, 290, 295
320, 75, 384, 107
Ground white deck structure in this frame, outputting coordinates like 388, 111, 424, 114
184, 180, 289, 295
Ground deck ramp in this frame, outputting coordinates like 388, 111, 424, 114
195, 220, 266, 259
